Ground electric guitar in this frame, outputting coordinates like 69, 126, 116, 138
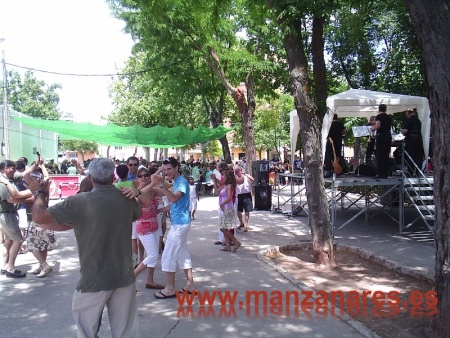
329, 137, 343, 175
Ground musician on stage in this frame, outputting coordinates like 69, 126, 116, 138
324, 114, 346, 177
371, 104, 393, 179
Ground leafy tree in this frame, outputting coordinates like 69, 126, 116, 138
326, 0, 425, 96
403, 1, 450, 335
61, 140, 98, 162
203, 140, 223, 160
109, 0, 288, 168
6, 70, 62, 119
251, 93, 293, 160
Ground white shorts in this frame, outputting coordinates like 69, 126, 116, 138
161, 223, 192, 272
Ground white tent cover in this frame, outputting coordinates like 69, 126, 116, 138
290, 88, 431, 164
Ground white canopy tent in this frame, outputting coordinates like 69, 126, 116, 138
290, 88, 431, 165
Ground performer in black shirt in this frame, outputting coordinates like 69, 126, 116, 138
371, 104, 392, 178
402, 109, 425, 176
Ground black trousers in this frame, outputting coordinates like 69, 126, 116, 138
375, 134, 392, 178
405, 134, 424, 174
366, 139, 375, 164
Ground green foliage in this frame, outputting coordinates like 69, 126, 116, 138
251, 92, 293, 157
6, 70, 62, 119
325, 0, 425, 96
108, 52, 209, 129
61, 140, 98, 157
106, 0, 427, 159
108, 0, 288, 127
203, 140, 223, 158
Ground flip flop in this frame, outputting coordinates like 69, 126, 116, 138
146, 283, 165, 289
179, 288, 194, 295
154, 290, 176, 299
220, 246, 231, 252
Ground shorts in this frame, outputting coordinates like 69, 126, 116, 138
0, 212, 23, 241
237, 193, 253, 213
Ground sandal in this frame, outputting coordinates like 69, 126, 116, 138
154, 290, 176, 299
31, 266, 42, 275
146, 283, 165, 289
232, 241, 241, 252
37, 263, 52, 278
220, 246, 231, 252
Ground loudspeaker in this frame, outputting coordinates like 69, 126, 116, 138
254, 185, 272, 210
251, 161, 270, 186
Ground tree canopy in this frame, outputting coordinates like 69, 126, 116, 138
6, 70, 62, 120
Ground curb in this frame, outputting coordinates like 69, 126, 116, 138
258, 243, 401, 338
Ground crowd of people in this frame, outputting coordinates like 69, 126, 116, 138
1, 154, 255, 336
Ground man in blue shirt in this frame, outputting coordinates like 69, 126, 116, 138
126, 156, 139, 181
151, 157, 195, 298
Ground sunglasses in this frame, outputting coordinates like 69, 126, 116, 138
128, 163, 139, 167
138, 173, 150, 178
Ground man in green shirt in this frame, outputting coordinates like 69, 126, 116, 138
26, 158, 141, 338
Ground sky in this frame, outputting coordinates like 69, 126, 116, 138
0, 0, 135, 123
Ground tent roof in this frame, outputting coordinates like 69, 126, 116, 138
12, 116, 233, 148
325, 88, 429, 117
290, 89, 431, 163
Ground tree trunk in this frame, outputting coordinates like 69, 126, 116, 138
144, 147, 150, 161
205, 47, 256, 167
207, 96, 232, 163
403, 0, 450, 335
282, 17, 335, 266
233, 74, 257, 174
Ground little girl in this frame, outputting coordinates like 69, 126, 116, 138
188, 176, 199, 220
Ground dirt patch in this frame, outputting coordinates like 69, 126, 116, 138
270, 247, 435, 338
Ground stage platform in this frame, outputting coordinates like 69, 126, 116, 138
273, 173, 408, 235
324, 175, 404, 235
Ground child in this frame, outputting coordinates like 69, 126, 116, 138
188, 176, 199, 220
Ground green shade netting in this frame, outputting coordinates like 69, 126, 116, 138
12, 116, 233, 148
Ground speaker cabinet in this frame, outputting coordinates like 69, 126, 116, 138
251, 161, 270, 186
254, 185, 272, 210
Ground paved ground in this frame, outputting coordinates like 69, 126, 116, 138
0, 190, 434, 337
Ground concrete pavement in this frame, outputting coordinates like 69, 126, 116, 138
1, 192, 434, 337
